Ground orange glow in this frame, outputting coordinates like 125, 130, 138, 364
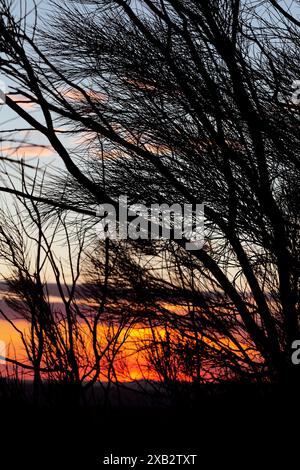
0, 306, 259, 383
0, 318, 163, 382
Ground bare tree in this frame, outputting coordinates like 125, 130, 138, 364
0, 0, 299, 387
0, 188, 137, 404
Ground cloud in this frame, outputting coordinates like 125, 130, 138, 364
1, 144, 54, 158
8, 94, 38, 110
59, 87, 108, 104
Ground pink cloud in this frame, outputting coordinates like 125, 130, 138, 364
59, 87, 108, 104
8, 94, 38, 110
1, 144, 54, 158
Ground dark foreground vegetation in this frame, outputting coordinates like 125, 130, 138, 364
0, 379, 298, 467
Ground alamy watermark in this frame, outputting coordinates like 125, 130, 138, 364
0, 79, 7, 106
291, 340, 300, 365
0, 340, 6, 365
291, 80, 300, 105
95, 196, 205, 251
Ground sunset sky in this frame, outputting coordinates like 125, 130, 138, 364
0, 0, 298, 389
